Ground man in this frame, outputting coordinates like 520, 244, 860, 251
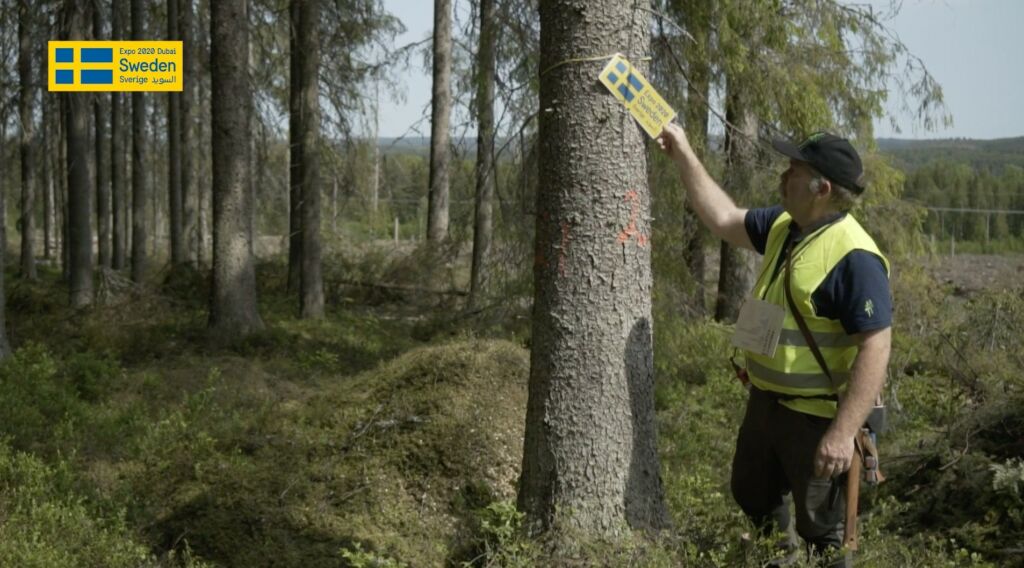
657, 123, 892, 567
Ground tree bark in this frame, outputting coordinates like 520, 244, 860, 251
65, 1, 94, 308
18, 0, 36, 280
296, 0, 324, 319
110, 0, 127, 270
111, 83, 127, 269
468, 0, 496, 309
130, 0, 149, 282
714, 82, 757, 323
286, 0, 302, 292
167, 0, 185, 266
519, 0, 670, 539
42, 93, 54, 261
0, 125, 10, 356
94, 7, 112, 269
0, 112, 10, 357
426, 0, 452, 243
180, 0, 196, 266
59, 97, 68, 280
0, 118, 7, 258
209, 0, 264, 337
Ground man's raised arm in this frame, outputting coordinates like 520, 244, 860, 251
657, 123, 755, 251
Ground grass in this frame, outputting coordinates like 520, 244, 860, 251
0, 255, 1018, 566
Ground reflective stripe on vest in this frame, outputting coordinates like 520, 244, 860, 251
744, 211, 890, 417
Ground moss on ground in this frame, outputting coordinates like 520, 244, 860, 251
0, 257, 1018, 566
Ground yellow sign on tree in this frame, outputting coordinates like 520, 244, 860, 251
598, 54, 675, 138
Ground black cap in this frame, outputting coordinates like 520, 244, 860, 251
771, 132, 866, 194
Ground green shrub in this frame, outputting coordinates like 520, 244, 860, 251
0, 343, 82, 453
0, 439, 150, 568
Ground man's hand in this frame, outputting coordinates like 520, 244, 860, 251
814, 427, 855, 479
657, 122, 691, 161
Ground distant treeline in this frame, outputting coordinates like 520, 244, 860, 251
902, 160, 1024, 242
879, 136, 1024, 174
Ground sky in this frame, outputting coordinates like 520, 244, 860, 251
377, 0, 1024, 140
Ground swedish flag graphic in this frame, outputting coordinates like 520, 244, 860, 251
597, 54, 676, 139
53, 46, 114, 86
603, 60, 645, 103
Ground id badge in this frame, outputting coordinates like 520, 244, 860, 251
731, 298, 785, 357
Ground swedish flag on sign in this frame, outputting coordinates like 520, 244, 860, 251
53, 46, 115, 86
48, 41, 182, 92
598, 54, 675, 139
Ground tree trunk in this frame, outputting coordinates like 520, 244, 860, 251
42, 93, 54, 261
94, 8, 112, 269
209, 0, 264, 337
130, 0, 149, 282
519, 0, 670, 540
60, 97, 69, 281
0, 119, 7, 258
18, 0, 36, 280
64, 1, 94, 308
196, 4, 210, 269
468, 0, 495, 309
714, 82, 757, 323
681, 25, 712, 318
180, 0, 196, 266
296, 0, 323, 319
0, 105, 11, 357
111, 83, 127, 269
371, 81, 379, 214
286, 0, 302, 292
167, 0, 185, 266
426, 0, 451, 243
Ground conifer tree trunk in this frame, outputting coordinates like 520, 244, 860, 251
0, 117, 10, 357
287, 0, 302, 292
469, 0, 496, 309
111, 84, 127, 270
426, 0, 452, 243
297, 0, 323, 319
42, 92, 54, 261
0, 119, 7, 257
131, 0, 149, 282
209, 0, 264, 337
167, 0, 185, 266
18, 0, 36, 280
681, 25, 711, 317
180, 0, 196, 266
110, 0, 127, 270
65, 0, 94, 307
714, 83, 757, 323
519, 0, 670, 539
95, 7, 112, 269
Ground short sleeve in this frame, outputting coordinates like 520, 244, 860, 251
812, 251, 893, 334
744, 205, 785, 255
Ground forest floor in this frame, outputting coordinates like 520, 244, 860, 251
0, 251, 1020, 567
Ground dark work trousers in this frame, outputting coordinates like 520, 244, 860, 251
731, 386, 852, 567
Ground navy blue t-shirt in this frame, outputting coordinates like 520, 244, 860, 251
744, 206, 892, 334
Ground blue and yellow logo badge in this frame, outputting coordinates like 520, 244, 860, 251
48, 41, 183, 92
598, 54, 675, 139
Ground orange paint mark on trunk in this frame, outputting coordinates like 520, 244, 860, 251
617, 190, 648, 247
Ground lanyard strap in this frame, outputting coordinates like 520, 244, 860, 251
784, 244, 837, 391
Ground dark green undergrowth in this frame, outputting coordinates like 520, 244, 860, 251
0, 256, 1018, 566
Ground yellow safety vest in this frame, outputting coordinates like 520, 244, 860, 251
744, 211, 890, 418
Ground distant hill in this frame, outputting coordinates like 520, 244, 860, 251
876, 136, 1024, 173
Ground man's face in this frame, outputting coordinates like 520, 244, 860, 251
778, 159, 819, 219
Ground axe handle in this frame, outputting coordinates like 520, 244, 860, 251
843, 441, 862, 551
